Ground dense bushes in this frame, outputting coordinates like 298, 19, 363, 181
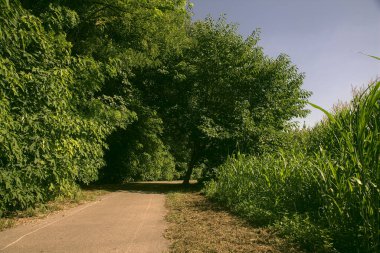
205, 81, 380, 252
0, 1, 133, 215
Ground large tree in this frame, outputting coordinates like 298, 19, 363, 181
141, 18, 311, 183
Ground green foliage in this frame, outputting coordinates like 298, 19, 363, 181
101, 105, 176, 182
15, 0, 191, 185
0, 2, 309, 210
273, 214, 335, 253
2, 1, 376, 251
40, 3, 80, 32
142, 17, 310, 181
0, 0, 133, 215
205, 81, 380, 252
54, 0, 189, 182
310, 82, 380, 252
204, 151, 319, 223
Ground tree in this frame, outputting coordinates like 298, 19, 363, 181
141, 17, 311, 183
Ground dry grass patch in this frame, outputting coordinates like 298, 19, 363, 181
165, 192, 303, 253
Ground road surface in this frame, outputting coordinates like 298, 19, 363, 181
0, 186, 169, 253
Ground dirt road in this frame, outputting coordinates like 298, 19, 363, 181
0, 185, 170, 253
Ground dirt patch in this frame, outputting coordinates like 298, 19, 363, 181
165, 192, 303, 253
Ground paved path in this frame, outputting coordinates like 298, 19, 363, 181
0, 189, 169, 253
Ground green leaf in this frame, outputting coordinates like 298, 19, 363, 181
307, 102, 335, 123
368, 55, 380, 61
359, 52, 380, 61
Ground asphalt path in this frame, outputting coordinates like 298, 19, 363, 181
0, 184, 170, 253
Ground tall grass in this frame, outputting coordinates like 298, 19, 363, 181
312, 81, 379, 252
205, 81, 379, 252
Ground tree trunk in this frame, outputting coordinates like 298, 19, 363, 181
183, 141, 198, 185
182, 165, 193, 185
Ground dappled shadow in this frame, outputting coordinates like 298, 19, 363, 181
85, 180, 201, 194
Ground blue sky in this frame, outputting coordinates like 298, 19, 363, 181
191, 0, 380, 126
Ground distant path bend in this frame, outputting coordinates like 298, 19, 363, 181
0, 184, 170, 253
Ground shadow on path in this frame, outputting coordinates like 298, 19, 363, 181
85, 180, 201, 194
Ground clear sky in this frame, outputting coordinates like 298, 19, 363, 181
191, 0, 380, 127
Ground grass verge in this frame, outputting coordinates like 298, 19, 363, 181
165, 192, 303, 253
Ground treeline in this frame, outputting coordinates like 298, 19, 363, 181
1, 0, 310, 216
205, 81, 380, 252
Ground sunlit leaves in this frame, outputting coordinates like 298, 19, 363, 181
0, 0, 134, 214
